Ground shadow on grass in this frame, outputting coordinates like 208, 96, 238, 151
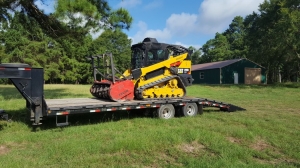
0, 85, 88, 100
0, 108, 158, 131
0, 122, 4, 130
0, 106, 232, 132
196, 83, 300, 89
41, 110, 152, 129
0, 108, 30, 131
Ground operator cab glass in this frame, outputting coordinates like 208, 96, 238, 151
131, 37, 190, 70
131, 48, 144, 69
131, 47, 169, 70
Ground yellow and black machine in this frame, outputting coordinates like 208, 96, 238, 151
0, 38, 245, 126
89, 37, 194, 101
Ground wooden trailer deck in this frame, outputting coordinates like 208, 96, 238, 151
46, 98, 142, 108
45, 97, 193, 111
45, 97, 245, 114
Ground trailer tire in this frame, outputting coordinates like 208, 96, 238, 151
156, 104, 175, 119
181, 103, 198, 117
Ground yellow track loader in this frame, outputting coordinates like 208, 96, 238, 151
89, 37, 194, 101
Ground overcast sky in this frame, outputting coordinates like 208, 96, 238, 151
35, 0, 265, 49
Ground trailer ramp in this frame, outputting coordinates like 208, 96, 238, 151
197, 98, 246, 112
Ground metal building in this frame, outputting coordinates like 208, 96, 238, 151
191, 58, 266, 84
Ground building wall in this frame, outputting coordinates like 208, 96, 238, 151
221, 59, 266, 84
191, 68, 220, 84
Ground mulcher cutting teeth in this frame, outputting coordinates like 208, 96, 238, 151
90, 79, 135, 102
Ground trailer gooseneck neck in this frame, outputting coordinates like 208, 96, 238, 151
0, 63, 45, 125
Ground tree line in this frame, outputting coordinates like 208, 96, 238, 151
0, 0, 299, 84
190, 0, 300, 83
0, 0, 132, 84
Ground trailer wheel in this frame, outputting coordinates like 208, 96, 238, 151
181, 103, 198, 117
156, 104, 175, 119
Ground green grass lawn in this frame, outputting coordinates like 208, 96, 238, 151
0, 83, 300, 167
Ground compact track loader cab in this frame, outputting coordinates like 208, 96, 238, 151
128, 38, 194, 100
89, 37, 194, 102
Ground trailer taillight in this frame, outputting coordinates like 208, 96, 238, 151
107, 108, 117, 111
56, 112, 69, 115
136, 105, 145, 109
18, 68, 31, 71
90, 109, 101, 113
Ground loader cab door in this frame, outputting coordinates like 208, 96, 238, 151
131, 46, 169, 69
146, 49, 168, 66
131, 47, 144, 69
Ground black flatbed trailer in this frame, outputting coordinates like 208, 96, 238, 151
0, 63, 245, 126
46, 97, 242, 116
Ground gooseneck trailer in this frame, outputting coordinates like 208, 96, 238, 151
0, 63, 245, 126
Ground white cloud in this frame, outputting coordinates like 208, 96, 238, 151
174, 42, 202, 50
198, 0, 265, 34
166, 13, 198, 36
34, 0, 55, 14
130, 0, 265, 46
117, 0, 142, 8
144, 1, 163, 10
130, 21, 171, 44
90, 29, 104, 39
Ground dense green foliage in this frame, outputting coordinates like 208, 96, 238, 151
0, 84, 300, 167
196, 0, 300, 83
0, 0, 132, 38
0, 0, 299, 83
0, 0, 132, 84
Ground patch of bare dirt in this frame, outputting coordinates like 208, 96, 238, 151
0, 145, 10, 155
179, 141, 206, 154
250, 139, 270, 151
144, 152, 183, 168
157, 153, 182, 166
253, 156, 299, 166
226, 137, 242, 144
249, 138, 300, 166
